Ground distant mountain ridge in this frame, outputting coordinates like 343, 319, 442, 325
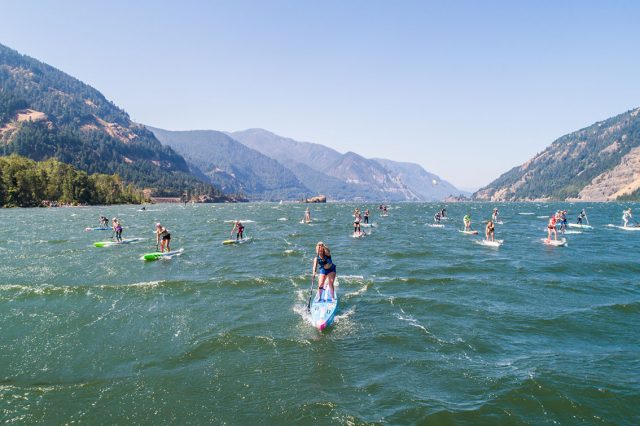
0, 43, 223, 198
474, 107, 640, 201
151, 127, 463, 201
227, 128, 464, 201
147, 127, 310, 200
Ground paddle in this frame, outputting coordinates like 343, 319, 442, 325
306, 275, 316, 311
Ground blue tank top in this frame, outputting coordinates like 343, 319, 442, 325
317, 255, 335, 273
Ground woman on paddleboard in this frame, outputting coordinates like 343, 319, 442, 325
112, 217, 123, 243
486, 219, 495, 242
546, 215, 557, 241
304, 208, 311, 223
231, 220, 245, 240
623, 208, 633, 227
364, 209, 369, 224
155, 223, 171, 252
463, 214, 471, 231
313, 241, 336, 300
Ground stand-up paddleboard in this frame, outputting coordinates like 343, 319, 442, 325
222, 237, 253, 245
85, 227, 111, 231
494, 221, 504, 225
563, 230, 582, 235
299, 220, 312, 224
94, 238, 142, 247
542, 238, 567, 247
310, 284, 338, 331
476, 239, 503, 247
458, 230, 478, 235
142, 248, 184, 261
568, 223, 593, 229
361, 223, 375, 228
428, 223, 444, 228
608, 224, 640, 231
352, 231, 366, 238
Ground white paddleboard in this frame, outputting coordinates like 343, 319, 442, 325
476, 239, 503, 247
458, 230, 478, 235
541, 238, 567, 247
428, 224, 444, 228
567, 223, 592, 229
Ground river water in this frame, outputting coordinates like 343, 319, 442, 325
1, 202, 638, 424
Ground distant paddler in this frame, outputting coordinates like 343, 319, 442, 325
312, 241, 336, 301
492, 208, 499, 222
622, 208, 633, 227
99, 215, 109, 227
546, 215, 558, 242
353, 212, 364, 236
463, 213, 472, 232
577, 209, 588, 225
304, 208, 311, 223
363, 209, 369, 224
112, 217, 123, 243
155, 223, 171, 252
434, 211, 442, 224
231, 220, 245, 240
486, 219, 495, 242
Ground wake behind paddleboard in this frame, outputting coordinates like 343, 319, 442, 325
142, 248, 184, 261
476, 239, 503, 247
567, 223, 593, 229
458, 230, 478, 235
94, 238, 142, 247
352, 231, 366, 238
222, 237, 253, 245
542, 238, 567, 247
428, 224, 444, 228
310, 283, 338, 331
611, 224, 640, 231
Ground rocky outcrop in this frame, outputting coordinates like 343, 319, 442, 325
303, 195, 326, 203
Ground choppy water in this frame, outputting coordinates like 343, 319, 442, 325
1, 202, 639, 424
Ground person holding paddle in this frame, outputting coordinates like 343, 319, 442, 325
463, 213, 472, 231
155, 223, 171, 252
112, 217, 123, 243
312, 241, 336, 301
231, 220, 245, 240
485, 219, 495, 242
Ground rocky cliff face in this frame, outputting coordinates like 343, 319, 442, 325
474, 107, 640, 201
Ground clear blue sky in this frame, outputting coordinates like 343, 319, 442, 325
2, 1, 639, 190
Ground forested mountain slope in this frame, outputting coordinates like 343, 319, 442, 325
148, 127, 310, 200
0, 43, 222, 198
474, 107, 640, 201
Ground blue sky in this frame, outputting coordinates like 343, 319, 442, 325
2, 1, 639, 190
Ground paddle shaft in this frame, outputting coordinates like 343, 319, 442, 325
306, 275, 315, 310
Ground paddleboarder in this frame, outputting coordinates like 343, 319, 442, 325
463, 214, 471, 231
304, 208, 311, 223
363, 209, 369, 224
155, 223, 171, 253
99, 215, 108, 227
546, 215, 558, 242
112, 217, 123, 243
623, 208, 633, 227
486, 219, 495, 242
231, 220, 245, 240
577, 209, 587, 225
313, 241, 336, 300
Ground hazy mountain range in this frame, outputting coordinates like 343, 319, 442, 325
474, 107, 640, 201
150, 127, 465, 201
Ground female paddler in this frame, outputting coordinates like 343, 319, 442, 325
312, 241, 336, 300
155, 223, 171, 252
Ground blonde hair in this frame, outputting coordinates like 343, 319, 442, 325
316, 241, 331, 257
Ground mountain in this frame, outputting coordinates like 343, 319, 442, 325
147, 127, 310, 200
229, 128, 464, 201
372, 158, 465, 201
474, 107, 640, 201
0, 43, 223, 198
